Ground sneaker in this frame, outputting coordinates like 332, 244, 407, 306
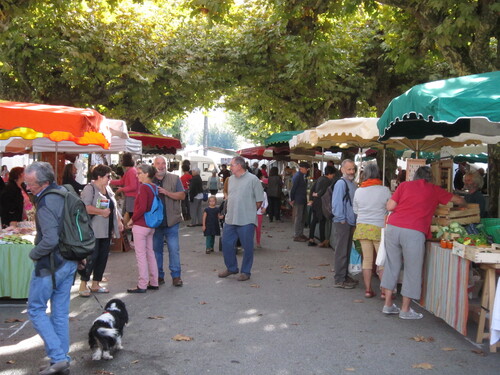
39, 361, 70, 375
399, 308, 423, 320
382, 304, 400, 315
218, 269, 238, 278
333, 281, 355, 289
345, 275, 359, 285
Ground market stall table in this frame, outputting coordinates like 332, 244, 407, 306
0, 243, 34, 299
422, 242, 500, 352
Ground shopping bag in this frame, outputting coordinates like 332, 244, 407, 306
375, 228, 386, 266
348, 244, 362, 275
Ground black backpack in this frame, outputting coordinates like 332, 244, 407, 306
39, 184, 95, 260
321, 178, 350, 220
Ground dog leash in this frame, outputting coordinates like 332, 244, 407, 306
91, 292, 105, 310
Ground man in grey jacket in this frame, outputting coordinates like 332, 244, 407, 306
332, 159, 358, 289
25, 162, 77, 375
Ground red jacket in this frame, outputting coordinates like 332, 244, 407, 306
110, 167, 139, 197
131, 183, 155, 227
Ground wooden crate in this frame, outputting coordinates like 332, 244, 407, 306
453, 243, 500, 263
432, 203, 480, 226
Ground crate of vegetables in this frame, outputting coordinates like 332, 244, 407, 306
432, 203, 480, 226
452, 235, 500, 263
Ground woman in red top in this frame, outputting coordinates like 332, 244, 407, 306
126, 164, 159, 293
110, 153, 139, 219
381, 166, 465, 319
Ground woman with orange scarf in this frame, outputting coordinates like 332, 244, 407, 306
353, 163, 392, 298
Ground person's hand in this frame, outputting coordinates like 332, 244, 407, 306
202, 225, 206, 232
261, 208, 266, 214
126, 219, 133, 228
118, 221, 124, 232
312, 192, 318, 197
290, 200, 294, 207
307, 201, 313, 206
158, 187, 168, 195
101, 208, 111, 218
115, 188, 123, 194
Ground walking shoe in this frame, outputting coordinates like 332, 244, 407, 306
158, 277, 165, 285
345, 275, 359, 285
307, 241, 317, 247
147, 285, 159, 290
206, 248, 211, 254
399, 308, 423, 320
300, 234, 309, 240
172, 277, 183, 287
318, 240, 329, 248
237, 273, 250, 281
218, 269, 238, 278
127, 287, 146, 293
39, 361, 70, 375
382, 304, 400, 315
293, 236, 307, 242
333, 281, 356, 289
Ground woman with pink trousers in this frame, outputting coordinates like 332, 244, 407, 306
126, 164, 159, 293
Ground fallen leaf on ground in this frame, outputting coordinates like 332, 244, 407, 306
199, 301, 207, 305
411, 335, 434, 342
471, 349, 485, 356
131, 360, 140, 364
4, 318, 25, 323
281, 265, 295, 270
148, 316, 165, 320
411, 363, 433, 370
94, 371, 114, 375
318, 263, 330, 267
282, 270, 292, 274
307, 284, 321, 288
6, 360, 15, 364
291, 323, 300, 326
172, 334, 193, 341
250, 284, 260, 288
309, 276, 326, 280
441, 347, 456, 351
267, 235, 273, 238
345, 368, 356, 372
353, 299, 364, 303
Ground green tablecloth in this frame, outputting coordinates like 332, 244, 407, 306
0, 244, 34, 299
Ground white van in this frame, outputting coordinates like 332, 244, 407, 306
182, 155, 218, 188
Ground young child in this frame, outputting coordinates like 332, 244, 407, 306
255, 190, 268, 248
202, 196, 221, 254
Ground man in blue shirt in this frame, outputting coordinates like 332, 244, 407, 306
332, 159, 358, 289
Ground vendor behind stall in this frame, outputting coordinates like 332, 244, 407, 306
463, 171, 487, 218
0, 167, 32, 228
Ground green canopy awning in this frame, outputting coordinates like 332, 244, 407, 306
377, 71, 500, 141
264, 130, 304, 146
453, 153, 488, 164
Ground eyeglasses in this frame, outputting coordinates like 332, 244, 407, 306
105, 174, 111, 179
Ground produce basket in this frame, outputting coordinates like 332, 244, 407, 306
452, 243, 500, 263
432, 203, 480, 226
480, 218, 500, 244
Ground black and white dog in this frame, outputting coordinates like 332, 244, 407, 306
88, 299, 129, 360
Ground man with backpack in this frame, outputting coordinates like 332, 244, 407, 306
332, 159, 358, 289
24, 162, 77, 375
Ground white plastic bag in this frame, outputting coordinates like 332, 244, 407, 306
348, 244, 362, 275
375, 228, 386, 266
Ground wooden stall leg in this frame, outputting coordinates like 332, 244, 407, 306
476, 267, 490, 344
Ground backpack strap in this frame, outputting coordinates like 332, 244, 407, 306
145, 183, 158, 196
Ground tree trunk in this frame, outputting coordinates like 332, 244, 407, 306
488, 143, 499, 218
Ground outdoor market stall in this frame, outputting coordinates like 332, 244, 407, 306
0, 101, 114, 299
377, 71, 500, 352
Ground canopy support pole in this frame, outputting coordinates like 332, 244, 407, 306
382, 144, 386, 185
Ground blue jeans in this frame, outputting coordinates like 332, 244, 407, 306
153, 223, 181, 279
27, 260, 77, 364
222, 223, 255, 275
